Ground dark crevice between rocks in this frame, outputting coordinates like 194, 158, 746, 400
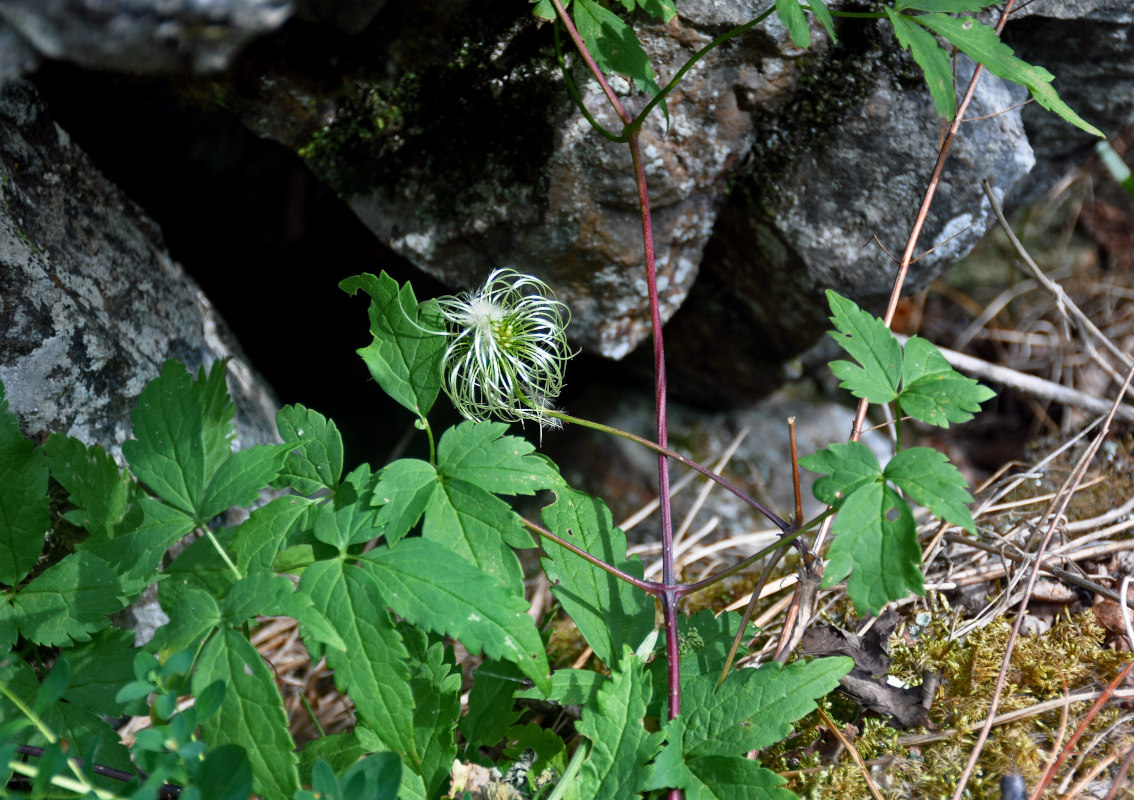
29, 63, 455, 468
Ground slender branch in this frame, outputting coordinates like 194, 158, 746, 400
552, 21, 625, 143
548, 0, 632, 126
521, 516, 660, 593
547, 409, 792, 533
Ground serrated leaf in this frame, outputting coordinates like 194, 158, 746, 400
574, 0, 665, 102
273, 404, 344, 495
64, 629, 142, 717
885, 447, 976, 532
0, 391, 48, 585
809, 0, 837, 43
360, 538, 550, 694
122, 360, 227, 515
896, 0, 998, 10
11, 550, 125, 646
516, 668, 606, 706
230, 496, 314, 575
574, 648, 662, 800
405, 636, 461, 796
680, 657, 851, 757
911, 13, 1103, 136
149, 586, 222, 657
297, 559, 416, 759
683, 756, 798, 800
221, 573, 345, 651
81, 496, 194, 586
825, 291, 902, 404
899, 336, 995, 426
775, 0, 810, 48
799, 441, 884, 508
193, 626, 300, 800
340, 272, 445, 419
423, 478, 526, 586
460, 660, 524, 754
886, 8, 956, 119
197, 441, 298, 520
312, 495, 382, 552
823, 483, 923, 615
437, 421, 563, 496
540, 489, 654, 667
372, 458, 437, 547
43, 433, 136, 542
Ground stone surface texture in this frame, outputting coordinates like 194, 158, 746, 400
0, 0, 294, 79
0, 80, 279, 453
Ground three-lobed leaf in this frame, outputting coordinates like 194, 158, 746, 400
886, 446, 976, 533
273, 404, 344, 496
900, 336, 995, 427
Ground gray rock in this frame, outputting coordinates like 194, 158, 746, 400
0, 79, 278, 453
0, 79, 281, 644
0, 0, 293, 76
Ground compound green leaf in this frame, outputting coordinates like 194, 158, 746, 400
298, 560, 416, 759
340, 272, 445, 419
360, 538, 550, 694
11, 550, 125, 646
574, 0, 665, 101
575, 648, 662, 800
540, 489, 654, 668
886, 447, 977, 533
423, 478, 526, 586
197, 441, 297, 521
912, 13, 1102, 136
825, 291, 902, 404
193, 626, 300, 800
899, 335, 995, 426
681, 657, 851, 758
372, 458, 438, 547
122, 360, 228, 516
148, 586, 222, 658
823, 483, 923, 616
775, 0, 811, 49
0, 383, 48, 586
886, 8, 956, 119
799, 441, 884, 508
273, 404, 344, 496
437, 421, 563, 496
43, 433, 135, 542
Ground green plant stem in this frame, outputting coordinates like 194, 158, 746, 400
545, 741, 588, 800
552, 21, 624, 143
0, 682, 102, 796
6, 759, 125, 800
676, 511, 829, 596
202, 526, 242, 580
420, 416, 437, 465
546, 409, 792, 534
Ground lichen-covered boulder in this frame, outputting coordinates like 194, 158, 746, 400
0, 80, 278, 452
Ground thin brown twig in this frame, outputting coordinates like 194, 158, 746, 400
1102, 742, 1134, 800
816, 707, 887, 800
